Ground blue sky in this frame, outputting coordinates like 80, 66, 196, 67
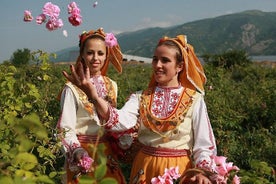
0, 0, 276, 62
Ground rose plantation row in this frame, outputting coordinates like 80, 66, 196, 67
0, 50, 275, 183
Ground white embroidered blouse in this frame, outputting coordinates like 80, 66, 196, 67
57, 75, 117, 153
105, 85, 217, 170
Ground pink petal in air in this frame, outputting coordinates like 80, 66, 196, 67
93, 1, 98, 8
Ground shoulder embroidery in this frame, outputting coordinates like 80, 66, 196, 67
139, 87, 196, 138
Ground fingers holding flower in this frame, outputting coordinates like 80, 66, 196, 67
70, 147, 94, 174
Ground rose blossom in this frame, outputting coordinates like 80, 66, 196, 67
78, 155, 93, 173
68, 14, 82, 26
43, 2, 60, 18
68, 2, 78, 14
46, 18, 63, 31
23, 10, 33, 22
232, 175, 240, 184
105, 33, 118, 47
67, 2, 82, 26
151, 166, 180, 184
36, 14, 47, 24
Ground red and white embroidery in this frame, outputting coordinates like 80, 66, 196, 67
151, 87, 181, 118
105, 105, 119, 129
90, 76, 107, 98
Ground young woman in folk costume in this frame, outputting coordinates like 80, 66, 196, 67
63, 35, 217, 184
57, 28, 126, 184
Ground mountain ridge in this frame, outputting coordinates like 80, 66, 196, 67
53, 10, 276, 62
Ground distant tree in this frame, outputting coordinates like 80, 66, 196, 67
202, 50, 252, 69
11, 48, 31, 66
2, 60, 11, 65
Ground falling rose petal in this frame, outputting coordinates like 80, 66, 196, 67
93, 1, 98, 8
63, 30, 68, 37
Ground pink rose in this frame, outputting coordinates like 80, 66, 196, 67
23, 10, 33, 22
68, 2, 78, 14
151, 166, 180, 184
78, 155, 93, 173
68, 14, 82, 26
71, 7, 81, 15
212, 155, 228, 176
210, 155, 240, 184
67, 2, 82, 27
43, 2, 60, 18
105, 33, 118, 47
151, 175, 165, 184
210, 174, 227, 184
46, 18, 63, 31
165, 166, 181, 180
36, 14, 46, 24
232, 175, 240, 184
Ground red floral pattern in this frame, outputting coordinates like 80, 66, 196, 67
91, 76, 107, 98
151, 87, 181, 118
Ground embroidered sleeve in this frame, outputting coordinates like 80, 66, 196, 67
57, 86, 81, 154
192, 95, 217, 171
104, 92, 140, 131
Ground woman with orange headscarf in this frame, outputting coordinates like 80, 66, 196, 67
63, 34, 217, 184
57, 28, 126, 184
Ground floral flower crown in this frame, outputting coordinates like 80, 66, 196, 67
79, 28, 118, 48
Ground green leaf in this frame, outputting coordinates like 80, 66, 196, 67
15, 169, 34, 178
14, 152, 38, 170
99, 177, 118, 184
94, 163, 107, 181
78, 175, 96, 184
24, 102, 32, 108
18, 138, 34, 152
14, 176, 36, 184
49, 171, 57, 178
0, 176, 14, 184
43, 74, 51, 81
37, 175, 55, 184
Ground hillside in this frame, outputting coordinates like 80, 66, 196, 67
53, 10, 276, 62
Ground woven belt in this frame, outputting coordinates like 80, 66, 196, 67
77, 135, 105, 144
141, 145, 190, 157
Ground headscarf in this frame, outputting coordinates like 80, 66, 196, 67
77, 28, 123, 75
148, 35, 206, 94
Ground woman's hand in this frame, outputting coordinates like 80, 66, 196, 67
189, 173, 212, 184
62, 62, 98, 101
180, 168, 214, 184
69, 147, 93, 178
62, 62, 110, 120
